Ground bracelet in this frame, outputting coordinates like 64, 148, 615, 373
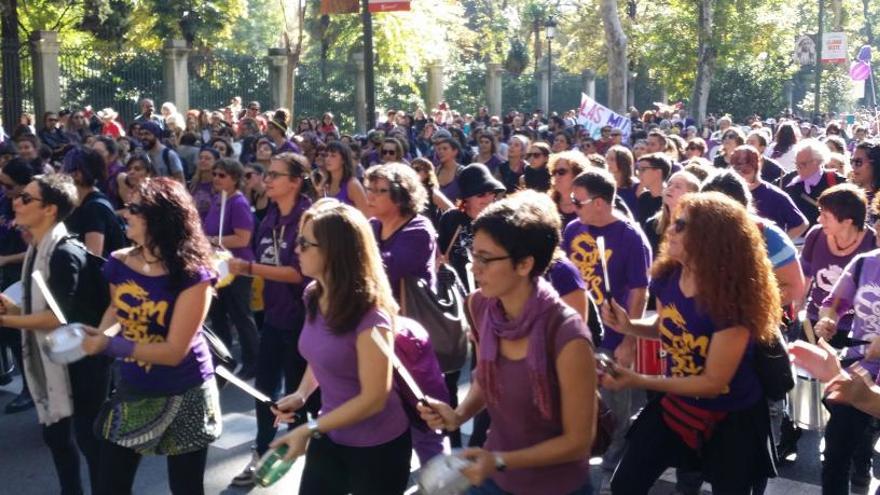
102, 336, 136, 359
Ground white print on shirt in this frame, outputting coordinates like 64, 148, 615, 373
816, 264, 844, 293
259, 237, 286, 266
854, 283, 880, 340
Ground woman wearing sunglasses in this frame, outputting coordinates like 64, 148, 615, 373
522, 142, 552, 192
319, 141, 369, 216
271, 199, 411, 494
851, 141, 880, 209
228, 152, 320, 486
419, 191, 597, 495
203, 158, 259, 379
81, 178, 220, 494
601, 192, 779, 494
549, 150, 592, 227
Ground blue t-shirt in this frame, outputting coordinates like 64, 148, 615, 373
759, 221, 797, 269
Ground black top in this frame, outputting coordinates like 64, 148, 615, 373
760, 157, 785, 187
437, 209, 474, 292
782, 170, 847, 227
64, 190, 126, 258
523, 165, 551, 192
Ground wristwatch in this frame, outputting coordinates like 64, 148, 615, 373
306, 415, 322, 439
494, 453, 507, 472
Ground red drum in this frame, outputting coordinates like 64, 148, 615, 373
635, 338, 665, 375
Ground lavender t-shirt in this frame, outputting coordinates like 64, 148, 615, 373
203, 191, 255, 261
651, 268, 763, 411
751, 181, 807, 232
191, 182, 215, 222
823, 250, 880, 377
103, 255, 215, 395
370, 215, 437, 298
254, 196, 312, 327
298, 300, 408, 446
802, 225, 876, 329
562, 218, 651, 351
471, 290, 591, 495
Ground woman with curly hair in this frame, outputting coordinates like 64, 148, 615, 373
602, 192, 780, 494
81, 178, 220, 494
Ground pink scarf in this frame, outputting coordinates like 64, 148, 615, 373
477, 278, 560, 420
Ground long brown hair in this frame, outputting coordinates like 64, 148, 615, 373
302, 199, 398, 333
652, 192, 780, 344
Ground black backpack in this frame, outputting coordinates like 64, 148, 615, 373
85, 195, 129, 252
55, 236, 111, 326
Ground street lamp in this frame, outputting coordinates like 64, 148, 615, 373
546, 17, 557, 115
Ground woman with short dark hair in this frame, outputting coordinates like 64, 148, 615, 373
419, 190, 597, 495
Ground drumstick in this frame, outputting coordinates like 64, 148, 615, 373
802, 318, 818, 345
218, 190, 228, 249
596, 236, 611, 295
32, 271, 67, 325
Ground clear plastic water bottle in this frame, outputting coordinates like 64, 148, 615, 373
254, 444, 294, 487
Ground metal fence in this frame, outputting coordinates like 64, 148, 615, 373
0, 45, 36, 127
59, 49, 163, 126
189, 50, 271, 112
293, 60, 358, 131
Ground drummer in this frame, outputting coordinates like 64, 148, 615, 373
815, 246, 880, 494
202, 157, 259, 379
0, 173, 111, 494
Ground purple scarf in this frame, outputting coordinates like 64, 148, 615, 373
477, 277, 560, 420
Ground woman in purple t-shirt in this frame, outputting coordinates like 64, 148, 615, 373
271, 199, 411, 494
82, 178, 220, 494
600, 192, 779, 493
318, 141, 368, 216
419, 191, 597, 495
203, 157, 259, 378
189, 147, 218, 221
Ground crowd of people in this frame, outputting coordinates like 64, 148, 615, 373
2, 93, 880, 495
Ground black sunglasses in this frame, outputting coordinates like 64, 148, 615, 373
15, 191, 43, 205
212, 171, 228, 179
381, 149, 398, 156
296, 235, 319, 251
553, 168, 571, 177
124, 202, 146, 215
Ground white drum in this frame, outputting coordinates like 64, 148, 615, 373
789, 371, 830, 431
419, 453, 472, 495
42, 324, 88, 364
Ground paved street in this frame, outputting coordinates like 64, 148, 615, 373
0, 368, 874, 494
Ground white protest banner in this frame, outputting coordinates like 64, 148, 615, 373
576, 93, 632, 142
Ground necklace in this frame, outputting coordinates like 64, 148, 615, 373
832, 232, 861, 252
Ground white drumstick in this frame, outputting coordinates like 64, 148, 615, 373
370, 328, 427, 402
218, 190, 228, 249
596, 236, 611, 295
32, 271, 67, 325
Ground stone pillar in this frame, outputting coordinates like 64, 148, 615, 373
268, 47, 294, 116
536, 57, 549, 114
783, 81, 794, 111
30, 31, 60, 121
659, 87, 669, 104
352, 52, 367, 133
426, 61, 444, 110
582, 69, 596, 99
485, 62, 503, 117
163, 39, 190, 111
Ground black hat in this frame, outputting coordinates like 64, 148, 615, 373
459, 163, 505, 199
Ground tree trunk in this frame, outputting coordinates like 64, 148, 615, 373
690, 0, 716, 127
831, 0, 843, 30
863, 0, 874, 45
600, 0, 628, 113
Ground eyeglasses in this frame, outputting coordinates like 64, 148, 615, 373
673, 217, 687, 233
264, 171, 291, 181
526, 152, 546, 158
212, 171, 228, 179
553, 168, 571, 177
14, 191, 43, 205
124, 202, 146, 215
366, 186, 391, 195
852, 158, 866, 169
570, 194, 595, 208
381, 149, 397, 156
468, 249, 512, 268
296, 235, 319, 251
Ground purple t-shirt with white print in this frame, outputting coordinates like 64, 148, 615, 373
802, 225, 876, 331
823, 249, 880, 378
562, 217, 651, 351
